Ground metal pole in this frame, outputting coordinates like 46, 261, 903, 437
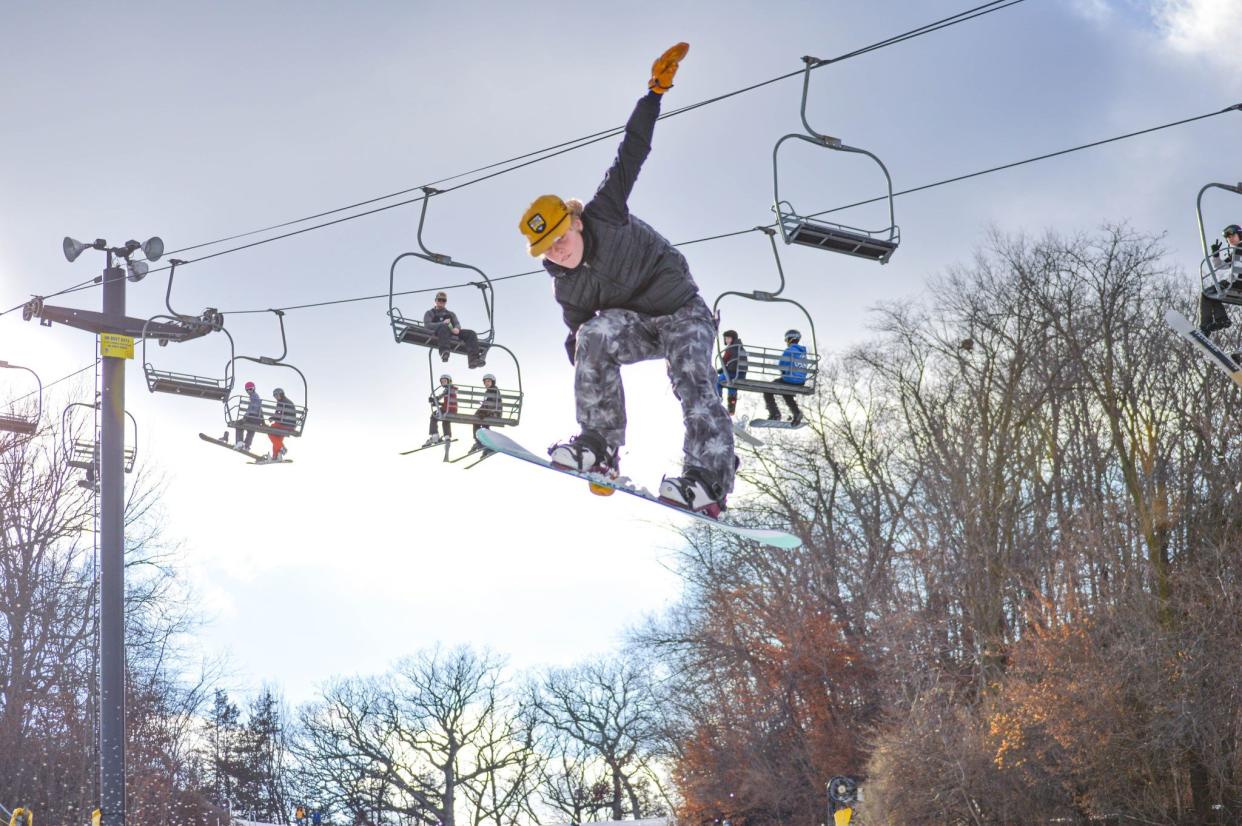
98, 254, 127, 825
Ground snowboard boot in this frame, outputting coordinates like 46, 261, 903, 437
440, 349, 451, 362
549, 430, 619, 477
468, 353, 486, 370
659, 467, 727, 519
790, 409, 803, 427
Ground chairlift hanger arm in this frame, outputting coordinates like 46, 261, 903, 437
25, 300, 211, 341
1196, 181, 1242, 259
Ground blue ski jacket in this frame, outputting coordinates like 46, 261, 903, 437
779, 343, 809, 385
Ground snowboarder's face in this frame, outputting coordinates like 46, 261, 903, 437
544, 218, 584, 268
1229, 231, 1240, 246
724, 335, 734, 345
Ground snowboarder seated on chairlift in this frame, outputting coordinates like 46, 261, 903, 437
716, 329, 749, 416
469, 373, 502, 453
760, 329, 807, 427
234, 380, 263, 451
423, 373, 458, 447
518, 42, 736, 517
424, 291, 485, 369
265, 387, 297, 460
1198, 223, 1242, 335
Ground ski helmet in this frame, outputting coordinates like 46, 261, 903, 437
439, 373, 452, 383
784, 329, 802, 343
273, 387, 285, 397
722, 329, 738, 342
482, 373, 496, 384
244, 381, 256, 390
1225, 224, 1242, 238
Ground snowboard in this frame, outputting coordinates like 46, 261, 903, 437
199, 433, 292, 464
732, 416, 765, 447
1164, 309, 1242, 387
475, 429, 802, 549
749, 418, 807, 430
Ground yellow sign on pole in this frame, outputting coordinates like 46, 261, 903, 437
99, 333, 134, 360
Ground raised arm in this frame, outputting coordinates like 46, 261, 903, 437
588, 43, 689, 224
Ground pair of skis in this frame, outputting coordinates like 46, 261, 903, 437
399, 437, 495, 468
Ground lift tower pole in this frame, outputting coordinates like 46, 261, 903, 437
23, 236, 209, 826
98, 248, 126, 826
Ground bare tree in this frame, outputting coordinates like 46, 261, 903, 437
528, 657, 667, 821
297, 646, 532, 826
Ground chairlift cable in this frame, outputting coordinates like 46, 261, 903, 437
157, 0, 1020, 259
0, 0, 1026, 318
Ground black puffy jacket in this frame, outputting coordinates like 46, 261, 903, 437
543, 92, 700, 333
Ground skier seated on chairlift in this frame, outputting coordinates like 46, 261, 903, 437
716, 329, 749, 416
263, 387, 297, 461
233, 381, 263, 452
517, 42, 736, 518
1198, 223, 1242, 335
424, 291, 485, 369
469, 373, 502, 454
760, 329, 807, 427
423, 373, 457, 447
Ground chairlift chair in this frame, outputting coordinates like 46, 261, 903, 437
388, 187, 495, 359
773, 56, 900, 263
61, 402, 137, 483
1197, 182, 1242, 305
428, 343, 524, 429
141, 260, 235, 401
0, 361, 42, 437
224, 310, 309, 439
713, 228, 820, 397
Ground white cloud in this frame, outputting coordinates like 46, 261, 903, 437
1151, 0, 1242, 69
1068, 0, 1115, 23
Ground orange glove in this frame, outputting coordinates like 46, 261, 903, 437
649, 42, 689, 94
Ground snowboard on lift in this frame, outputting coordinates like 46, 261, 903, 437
1164, 309, 1242, 387
475, 429, 801, 549
731, 416, 765, 447
748, 418, 808, 430
199, 433, 293, 464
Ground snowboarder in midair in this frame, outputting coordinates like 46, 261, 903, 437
517, 42, 736, 517
1199, 223, 1242, 335
761, 329, 807, 427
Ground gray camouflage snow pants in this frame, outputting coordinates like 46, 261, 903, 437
573, 296, 735, 493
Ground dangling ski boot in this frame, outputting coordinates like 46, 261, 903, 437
548, 430, 619, 496
659, 467, 727, 519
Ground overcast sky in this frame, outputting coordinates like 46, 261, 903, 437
2, 0, 1240, 705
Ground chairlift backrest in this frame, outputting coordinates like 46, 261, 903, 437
61, 403, 137, 475
424, 342, 524, 427
772, 56, 900, 263
388, 188, 496, 350
0, 361, 42, 437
